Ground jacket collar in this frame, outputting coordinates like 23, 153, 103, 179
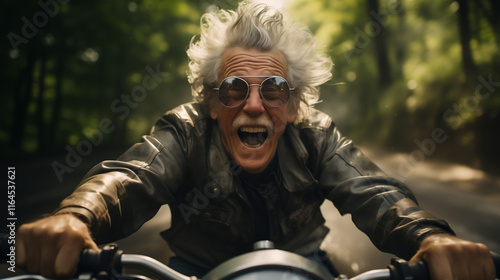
277, 123, 318, 191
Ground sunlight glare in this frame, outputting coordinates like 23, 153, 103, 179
251, 0, 292, 10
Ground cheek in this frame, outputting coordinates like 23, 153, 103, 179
271, 111, 291, 134
218, 110, 238, 135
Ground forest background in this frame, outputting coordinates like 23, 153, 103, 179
2, 0, 499, 176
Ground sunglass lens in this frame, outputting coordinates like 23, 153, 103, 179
219, 77, 248, 107
261, 77, 290, 107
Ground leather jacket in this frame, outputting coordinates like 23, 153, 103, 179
55, 102, 453, 269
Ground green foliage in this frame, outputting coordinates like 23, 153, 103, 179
2, 0, 205, 154
290, 0, 499, 171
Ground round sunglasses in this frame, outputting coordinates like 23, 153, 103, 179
214, 76, 294, 108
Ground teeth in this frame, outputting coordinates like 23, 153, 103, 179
240, 127, 267, 133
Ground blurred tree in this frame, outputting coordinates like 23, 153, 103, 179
472, 0, 500, 47
367, 0, 392, 88
36, 31, 48, 151
456, 0, 476, 80
489, 0, 500, 46
394, 0, 405, 79
10, 36, 38, 152
2, 0, 206, 155
288, 0, 499, 171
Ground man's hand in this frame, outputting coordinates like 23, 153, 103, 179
410, 233, 495, 280
17, 214, 98, 279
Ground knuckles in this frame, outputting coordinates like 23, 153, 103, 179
16, 215, 91, 278
475, 243, 490, 255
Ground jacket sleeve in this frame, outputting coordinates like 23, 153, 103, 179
54, 114, 188, 244
318, 125, 454, 260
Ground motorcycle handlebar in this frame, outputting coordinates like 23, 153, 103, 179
78, 244, 192, 280
77, 244, 123, 277
75, 245, 500, 280
388, 259, 429, 280
2, 236, 499, 280
492, 251, 500, 277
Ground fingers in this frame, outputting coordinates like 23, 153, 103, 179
40, 233, 58, 277
412, 234, 496, 280
16, 214, 96, 278
452, 243, 494, 280
54, 227, 98, 277
418, 250, 453, 280
16, 227, 26, 267
475, 243, 495, 280
17, 223, 42, 274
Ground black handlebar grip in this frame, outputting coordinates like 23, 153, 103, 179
77, 244, 122, 276
407, 261, 430, 280
492, 251, 500, 279
78, 248, 101, 273
389, 258, 430, 280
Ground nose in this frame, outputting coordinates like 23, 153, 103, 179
242, 86, 265, 116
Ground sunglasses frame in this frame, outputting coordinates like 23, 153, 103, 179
213, 76, 295, 108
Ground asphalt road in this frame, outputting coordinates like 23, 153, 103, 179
2, 146, 499, 278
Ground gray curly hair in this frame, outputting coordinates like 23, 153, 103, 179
187, 2, 333, 115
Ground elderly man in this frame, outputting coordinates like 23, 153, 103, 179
18, 3, 495, 280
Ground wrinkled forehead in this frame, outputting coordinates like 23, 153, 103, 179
218, 47, 288, 83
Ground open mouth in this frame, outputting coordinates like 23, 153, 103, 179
238, 127, 268, 148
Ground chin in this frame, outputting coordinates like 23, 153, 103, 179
233, 146, 274, 174
236, 159, 269, 174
